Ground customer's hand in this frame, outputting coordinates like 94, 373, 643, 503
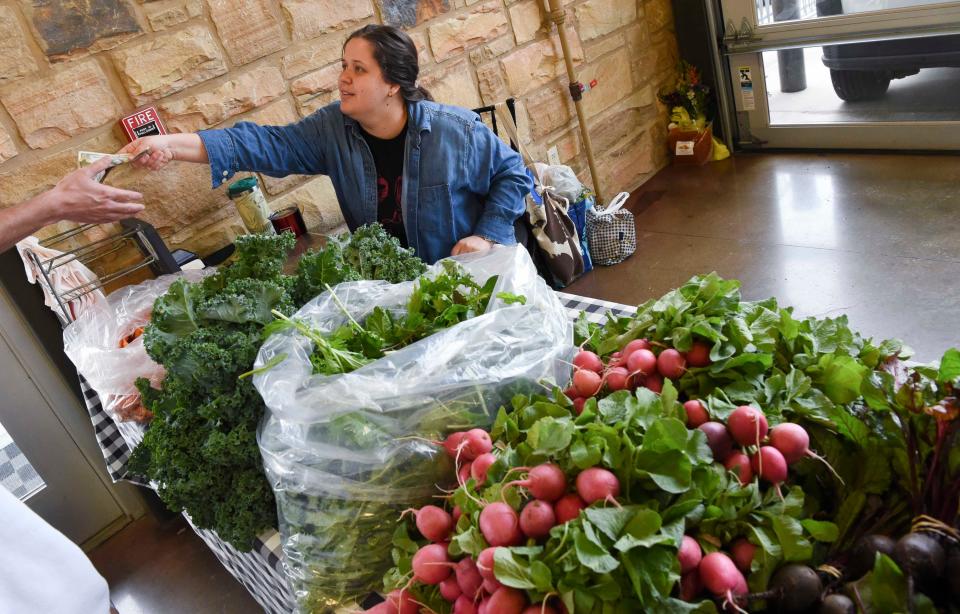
49, 157, 144, 223
450, 235, 494, 256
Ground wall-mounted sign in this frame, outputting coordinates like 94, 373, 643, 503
738, 66, 755, 111
120, 107, 167, 142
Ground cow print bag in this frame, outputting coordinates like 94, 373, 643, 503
495, 104, 585, 288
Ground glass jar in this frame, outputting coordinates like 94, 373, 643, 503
227, 177, 275, 235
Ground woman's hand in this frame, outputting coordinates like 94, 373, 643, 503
118, 133, 207, 170
119, 136, 174, 170
450, 235, 494, 256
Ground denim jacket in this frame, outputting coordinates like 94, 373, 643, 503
198, 101, 532, 264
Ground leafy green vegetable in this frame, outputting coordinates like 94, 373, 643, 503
293, 223, 426, 305
267, 263, 527, 610
130, 226, 428, 551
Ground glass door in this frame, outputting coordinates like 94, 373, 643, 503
719, 0, 960, 148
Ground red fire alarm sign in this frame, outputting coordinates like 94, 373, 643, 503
120, 107, 167, 142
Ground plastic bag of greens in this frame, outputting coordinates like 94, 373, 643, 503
253, 245, 572, 611
62, 269, 210, 449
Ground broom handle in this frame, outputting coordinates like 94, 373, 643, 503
544, 0, 604, 205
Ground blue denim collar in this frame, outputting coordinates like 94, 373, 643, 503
341, 101, 432, 146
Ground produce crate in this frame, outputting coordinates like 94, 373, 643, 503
79, 292, 637, 613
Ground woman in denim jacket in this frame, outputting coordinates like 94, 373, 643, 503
123, 25, 532, 264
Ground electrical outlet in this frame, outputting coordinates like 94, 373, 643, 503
547, 145, 560, 166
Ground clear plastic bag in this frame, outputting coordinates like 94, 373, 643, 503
253, 246, 573, 611
62, 270, 210, 446
538, 162, 585, 204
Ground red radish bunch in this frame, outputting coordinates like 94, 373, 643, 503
724, 452, 753, 486
571, 369, 602, 398
554, 493, 586, 524
572, 350, 603, 374
657, 348, 687, 379
575, 467, 621, 505
407, 505, 454, 542
455, 557, 483, 600
683, 399, 710, 428
684, 404, 839, 494
565, 338, 709, 409
519, 500, 556, 540
502, 463, 567, 502
626, 348, 657, 376
605, 366, 630, 391
471, 453, 497, 485
727, 406, 768, 448
686, 340, 713, 367
411, 543, 451, 584
430, 428, 493, 464
730, 538, 756, 573
698, 552, 749, 612
621, 338, 652, 359
678, 535, 703, 574
677, 539, 751, 613
751, 446, 788, 487
769, 422, 842, 481
479, 502, 523, 547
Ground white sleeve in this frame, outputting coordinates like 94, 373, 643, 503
0, 486, 111, 614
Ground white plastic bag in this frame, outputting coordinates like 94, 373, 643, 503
538, 162, 585, 203
62, 270, 210, 446
252, 245, 573, 610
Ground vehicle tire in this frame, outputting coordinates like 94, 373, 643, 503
830, 70, 891, 101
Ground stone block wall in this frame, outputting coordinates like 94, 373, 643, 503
0, 0, 677, 258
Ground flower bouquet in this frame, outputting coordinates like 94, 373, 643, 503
658, 61, 726, 165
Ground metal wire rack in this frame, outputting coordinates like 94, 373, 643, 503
25, 219, 177, 325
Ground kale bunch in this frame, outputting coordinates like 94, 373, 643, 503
132, 227, 427, 550
132, 232, 295, 549
293, 222, 426, 305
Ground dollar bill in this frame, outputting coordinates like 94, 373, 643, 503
77, 149, 151, 182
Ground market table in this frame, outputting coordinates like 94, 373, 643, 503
78, 258, 638, 613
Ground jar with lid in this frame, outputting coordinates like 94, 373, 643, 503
227, 177, 275, 235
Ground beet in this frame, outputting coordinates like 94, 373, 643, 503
846, 534, 896, 580
698, 421, 734, 462
768, 564, 823, 614
818, 594, 855, 614
892, 532, 946, 581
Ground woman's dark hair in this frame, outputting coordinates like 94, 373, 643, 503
345, 24, 433, 102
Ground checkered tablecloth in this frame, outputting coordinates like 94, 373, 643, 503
79, 292, 636, 614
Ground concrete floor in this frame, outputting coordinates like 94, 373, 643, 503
88, 152, 960, 613
568, 151, 960, 362
89, 514, 263, 613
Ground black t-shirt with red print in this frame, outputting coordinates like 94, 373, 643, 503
359, 123, 408, 247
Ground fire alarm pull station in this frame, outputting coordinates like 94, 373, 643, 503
120, 107, 167, 141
